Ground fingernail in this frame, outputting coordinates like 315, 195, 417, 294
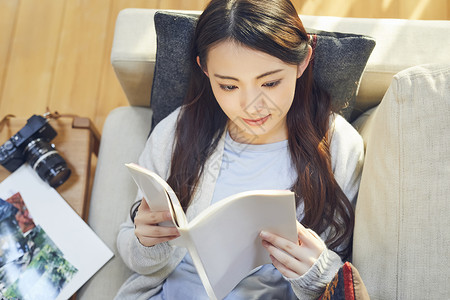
260, 231, 268, 238
166, 212, 172, 219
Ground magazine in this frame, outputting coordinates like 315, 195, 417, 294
126, 162, 298, 300
0, 165, 113, 300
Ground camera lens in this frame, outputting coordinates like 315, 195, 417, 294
24, 139, 71, 188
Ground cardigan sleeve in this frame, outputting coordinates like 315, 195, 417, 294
116, 108, 181, 275
287, 248, 343, 299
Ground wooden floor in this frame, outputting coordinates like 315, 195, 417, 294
1, 0, 449, 134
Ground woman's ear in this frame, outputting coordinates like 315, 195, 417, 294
197, 56, 209, 77
296, 45, 312, 78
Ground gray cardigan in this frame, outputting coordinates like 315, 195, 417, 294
115, 108, 364, 300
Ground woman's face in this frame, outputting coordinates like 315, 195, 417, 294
201, 40, 311, 144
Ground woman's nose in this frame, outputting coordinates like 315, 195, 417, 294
240, 89, 266, 112
241, 92, 270, 117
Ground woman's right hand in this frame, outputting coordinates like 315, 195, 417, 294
134, 198, 180, 247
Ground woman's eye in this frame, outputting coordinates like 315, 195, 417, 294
219, 84, 237, 91
263, 80, 281, 88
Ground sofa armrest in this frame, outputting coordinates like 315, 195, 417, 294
77, 106, 152, 300
111, 9, 158, 107
353, 64, 450, 299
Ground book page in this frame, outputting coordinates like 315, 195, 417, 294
186, 190, 297, 300
125, 163, 187, 228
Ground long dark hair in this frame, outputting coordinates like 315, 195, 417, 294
166, 0, 354, 259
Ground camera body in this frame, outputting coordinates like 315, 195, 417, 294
0, 115, 56, 172
0, 115, 71, 187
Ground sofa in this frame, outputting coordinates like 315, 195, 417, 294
77, 8, 450, 300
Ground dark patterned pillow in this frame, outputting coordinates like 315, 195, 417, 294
150, 11, 375, 130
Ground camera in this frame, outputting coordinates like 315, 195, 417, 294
0, 115, 71, 188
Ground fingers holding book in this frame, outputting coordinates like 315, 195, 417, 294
260, 221, 325, 278
134, 198, 180, 247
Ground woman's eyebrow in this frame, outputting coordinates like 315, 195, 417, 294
213, 69, 283, 81
256, 69, 283, 79
213, 74, 239, 81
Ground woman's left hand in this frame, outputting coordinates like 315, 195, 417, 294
260, 221, 325, 278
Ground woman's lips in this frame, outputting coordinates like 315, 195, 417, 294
242, 114, 271, 126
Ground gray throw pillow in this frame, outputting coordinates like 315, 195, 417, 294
150, 11, 375, 130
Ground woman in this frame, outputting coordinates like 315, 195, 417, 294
116, 0, 364, 299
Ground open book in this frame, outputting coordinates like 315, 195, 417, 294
126, 163, 298, 300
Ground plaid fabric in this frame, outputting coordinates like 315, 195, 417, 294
319, 262, 370, 300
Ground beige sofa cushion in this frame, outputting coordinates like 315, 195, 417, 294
353, 63, 450, 299
77, 106, 153, 300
